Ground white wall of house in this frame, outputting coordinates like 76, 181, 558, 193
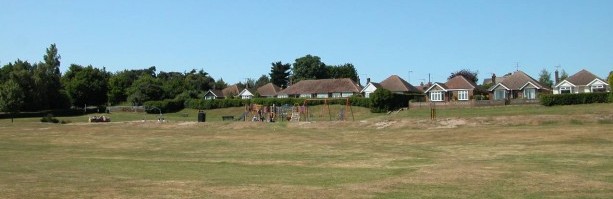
361, 83, 378, 98
300, 94, 312, 98
554, 81, 575, 94
277, 94, 288, 98
341, 92, 354, 97
316, 93, 329, 98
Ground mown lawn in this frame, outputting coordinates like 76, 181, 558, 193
0, 103, 612, 198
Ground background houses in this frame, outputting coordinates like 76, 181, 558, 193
424, 76, 478, 102
488, 71, 549, 101
553, 69, 610, 94
277, 78, 362, 98
361, 75, 420, 98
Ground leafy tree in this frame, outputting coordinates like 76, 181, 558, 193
237, 78, 255, 90
559, 69, 569, 81
255, 74, 270, 88
269, 61, 291, 88
2, 60, 37, 111
538, 68, 553, 88
370, 88, 393, 113
62, 64, 109, 107
158, 71, 186, 99
0, 80, 25, 123
214, 78, 228, 90
184, 69, 214, 92
107, 71, 133, 105
126, 74, 164, 105
38, 43, 67, 109
449, 69, 478, 83
608, 71, 612, 86
327, 63, 359, 82
292, 55, 327, 81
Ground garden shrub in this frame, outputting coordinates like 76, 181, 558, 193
540, 93, 609, 106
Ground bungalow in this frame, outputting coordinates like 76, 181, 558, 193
257, 83, 282, 98
360, 75, 420, 98
237, 88, 256, 99
203, 84, 240, 100
488, 70, 550, 101
553, 69, 610, 94
424, 76, 478, 102
277, 78, 362, 98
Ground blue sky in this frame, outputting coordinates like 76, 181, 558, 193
1, 0, 612, 85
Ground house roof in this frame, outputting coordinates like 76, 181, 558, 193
562, 69, 605, 86
445, 76, 478, 90
257, 83, 282, 96
359, 82, 381, 93
278, 78, 362, 95
222, 85, 240, 97
482, 73, 511, 85
490, 71, 548, 91
424, 82, 448, 93
238, 88, 256, 96
378, 75, 420, 93
206, 89, 224, 97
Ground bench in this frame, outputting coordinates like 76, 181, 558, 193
222, 116, 235, 121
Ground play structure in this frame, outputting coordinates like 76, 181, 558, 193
89, 115, 111, 122
233, 98, 354, 122
298, 98, 354, 122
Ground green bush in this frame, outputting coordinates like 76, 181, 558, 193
540, 93, 610, 106
40, 114, 60, 123
370, 89, 393, 113
144, 99, 185, 113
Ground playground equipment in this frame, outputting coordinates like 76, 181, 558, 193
299, 98, 354, 122
89, 115, 111, 122
430, 102, 437, 121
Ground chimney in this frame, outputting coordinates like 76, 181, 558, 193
554, 70, 559, 85
420, 82, 424, 86
366, 78, 371, 85
491, 73, 496, 84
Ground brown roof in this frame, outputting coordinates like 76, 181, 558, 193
278, 78, 362, 95
257, 83, 282, 97
445, 76, 478, 89
378, 75, 420, 93
564, 69, 604, 86
208, 89, 224, 97
494, 71, 548, 90
222, 85, 240, 97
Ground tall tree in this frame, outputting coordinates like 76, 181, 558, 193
126, 74, 164, 105
538, 68, 553, 88
560, 69, 569, 81
158, 71, 186, 99
184, 69, 214, 92
269, 61, 291, 88
214, 78, 228, 90
35, 43, 67, 109
448, 69, 479, 83
62, 64, 109, 107
327, 63, 359, 82
0, 80, 25, 123
255, 74, 270, 88
292, 55, 327, 81
609, 71, 613, 87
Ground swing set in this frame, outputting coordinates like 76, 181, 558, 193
298, 98, 355, 122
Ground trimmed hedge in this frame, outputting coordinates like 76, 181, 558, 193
369, 89, 414, 113
143, 99, 185, 113
540, 93, 610, 106
185, 96, 374, 110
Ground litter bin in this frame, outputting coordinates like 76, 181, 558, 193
197, 110, 206, 122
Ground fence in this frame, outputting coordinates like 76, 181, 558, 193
408, 99, 531, 109
106, 106, 146, 113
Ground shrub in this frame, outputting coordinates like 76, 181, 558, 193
40, 114, 60, 123
370, 89, 394, 113
144, 99, 185, 113
540, 93, 610, 106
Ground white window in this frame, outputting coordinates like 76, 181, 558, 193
458, 90, 469, 101
560, 87, 571, 94
317, 93, 329, 98
277, 94, 288, 98
494, 90, 506, 100
430, 91, 443, 102
332, 93, 342, 98
300, 94, 312, 98
342, 92, 354, 97
591, 85, 605, 93
523, 88, 536, 99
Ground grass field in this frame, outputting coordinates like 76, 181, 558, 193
0, 104, 612, 198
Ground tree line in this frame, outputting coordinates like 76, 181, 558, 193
0, 45, 359, 118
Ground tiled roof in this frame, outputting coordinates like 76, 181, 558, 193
278, 78, 362, 95
564, 69, 604, 86
256, 83, 282, 96
222, 85, 240, 97
496, 71, 548, 90
378, 75, 420, 93
209, 90, 223, 97
445, 76, 478, 89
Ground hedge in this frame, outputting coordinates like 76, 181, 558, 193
143, 99, 185, 113
185, 96, 374, 110
539, 93, 610, 106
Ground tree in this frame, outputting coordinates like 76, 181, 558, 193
449, 69, 478, 83
62, 64, 109, 107
269, 61, 291, 88
370, 88, 393, 113
126, 74, 164, 105
35, 43, 67, 109
255, 74, 270, 88
538, 68, 553, 88
184, 69, 214, 92
609, 71, 613, 87
327, 63, 359, 82
158, 71, 186, 99
0, 80, 25, 123
292, 55, 327, 81
560, 69, 569, 81
214, 78, 228, 90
